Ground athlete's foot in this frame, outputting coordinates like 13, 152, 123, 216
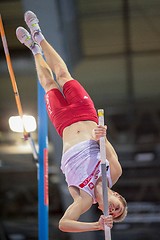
24, 10, 44, 44
16, 27, 42, 55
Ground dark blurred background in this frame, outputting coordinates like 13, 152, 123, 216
0, 0, 160, 239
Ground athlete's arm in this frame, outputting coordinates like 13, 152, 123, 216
105, 138, 122, 185
59, 195, 113, 232
92, 125, 122, 185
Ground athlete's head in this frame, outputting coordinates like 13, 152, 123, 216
96, 187, 127, 222
108, 190, 127, 222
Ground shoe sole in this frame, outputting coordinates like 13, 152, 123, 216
24, 11, 39, 28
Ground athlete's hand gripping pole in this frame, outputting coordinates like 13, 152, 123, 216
98, 109, 111, 240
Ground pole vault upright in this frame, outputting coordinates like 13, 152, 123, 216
38, 82, 49, 240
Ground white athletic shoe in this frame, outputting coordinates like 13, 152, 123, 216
24, 11, 41, 36
16, 26, 34, 48
24, 11, 44, 45
16, 27, 42, 55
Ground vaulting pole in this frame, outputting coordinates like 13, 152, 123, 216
98, 109, 111, 240
0, 14, 38, 159
0, 14, 28, 138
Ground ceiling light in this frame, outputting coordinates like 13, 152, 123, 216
8, 115, 37, 133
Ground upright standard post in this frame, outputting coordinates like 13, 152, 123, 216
98, 109, 111, 240
38, 82, 49, 240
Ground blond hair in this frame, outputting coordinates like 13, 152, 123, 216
113, 195, 128, 222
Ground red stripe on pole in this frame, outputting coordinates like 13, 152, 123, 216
44, 148, 49, 206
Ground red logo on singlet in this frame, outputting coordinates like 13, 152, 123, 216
79, 161, 100, 188
88, 182, 94, 190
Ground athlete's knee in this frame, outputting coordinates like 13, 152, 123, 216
54, 64, 72, 86
39, 75, 56, 92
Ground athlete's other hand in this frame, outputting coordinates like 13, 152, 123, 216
92, 125, 107, 141
98, 215, 113, 230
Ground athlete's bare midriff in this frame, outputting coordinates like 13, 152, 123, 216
62, 120, 97, 153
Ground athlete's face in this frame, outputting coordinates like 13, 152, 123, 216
98, 192, 124, 219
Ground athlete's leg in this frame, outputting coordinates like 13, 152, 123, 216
16, 27, 58, 92
24, 11, 72, 88
23, 11, 94, 108
34, 53, 58, 92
